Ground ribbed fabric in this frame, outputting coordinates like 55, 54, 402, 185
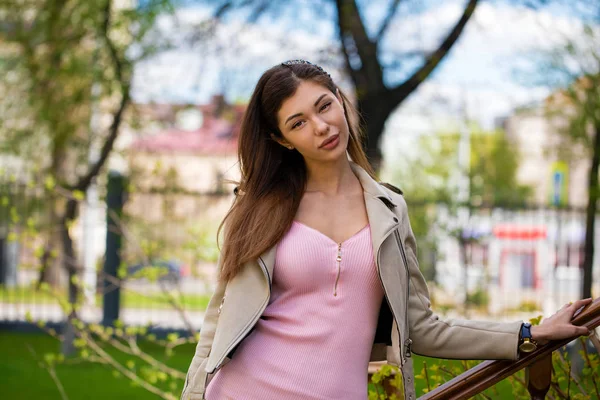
206, 221, 384, 400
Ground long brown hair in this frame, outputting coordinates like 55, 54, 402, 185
218, 62, 376, 282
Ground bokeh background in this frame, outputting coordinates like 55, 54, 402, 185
1, 0, 600, 398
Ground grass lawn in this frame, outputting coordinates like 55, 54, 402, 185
0, 331, 525, 400
0, 331, 195, 399
0, 285, 211, 311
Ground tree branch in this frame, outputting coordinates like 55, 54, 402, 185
376, 0, 403, 40
26, 345, 70, 400
73, 0, 130, 193
389, 0, 478, 105
336, 0, 384, 95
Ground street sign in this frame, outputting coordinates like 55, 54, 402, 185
550, 161, 568, 207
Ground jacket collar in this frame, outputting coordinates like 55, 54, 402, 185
350, 162, 400, 253
349, 162, 397, 210
259, 162, 401, 283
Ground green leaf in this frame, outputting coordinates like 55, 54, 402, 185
72, 190, 85, 201
529, 315, 543, 326
157, 371, 168, 381
167, 333, 179, 343
117, 265, 127, 279
44, 176, 56, 190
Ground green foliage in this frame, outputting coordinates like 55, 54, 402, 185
466, 287, 489, 309
0, 0, 174, 293
390, 128, 533, 208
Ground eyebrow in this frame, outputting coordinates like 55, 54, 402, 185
284, 93, 330, 126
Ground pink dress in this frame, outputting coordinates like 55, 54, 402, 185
206, 221, 384, 400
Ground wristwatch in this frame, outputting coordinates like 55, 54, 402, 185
519, 322, 538, 353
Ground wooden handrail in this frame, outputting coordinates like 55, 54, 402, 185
419, 298, 600, 400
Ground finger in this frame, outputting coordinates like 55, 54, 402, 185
573, 298, 594, 308
571, 298, 594, 313
576, 326, 590, 336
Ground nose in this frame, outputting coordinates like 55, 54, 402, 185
312, 116, 330, 136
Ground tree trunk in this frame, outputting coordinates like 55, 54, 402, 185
335, 0, 479, 173
582, 124, 600, 299
60, 198, 80, 356
36, 242, 58, 289
360, 97, 393, 172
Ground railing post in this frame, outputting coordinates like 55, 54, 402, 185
102, 171, 127, 327
526, 354, 552, 400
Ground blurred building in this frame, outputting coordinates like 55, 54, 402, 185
123, 95, 243, 226
432, 92, 599, 318
434, 206, 595, 319
128, 94, 243, 194
503, 107, 589, 208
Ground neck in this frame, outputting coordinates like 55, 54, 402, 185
304, 156, 359, 195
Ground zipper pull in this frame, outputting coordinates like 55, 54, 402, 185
404, 338, 412, 359
334, 243, 342, 296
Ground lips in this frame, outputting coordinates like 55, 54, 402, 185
319, 134, 339, 148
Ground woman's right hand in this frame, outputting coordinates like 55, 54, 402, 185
531, 298, 593, 345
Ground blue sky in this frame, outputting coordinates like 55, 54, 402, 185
132, 1, 595, 135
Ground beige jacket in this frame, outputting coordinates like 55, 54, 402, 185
181, 164, 522, 400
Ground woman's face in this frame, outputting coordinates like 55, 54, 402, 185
275, 80, 349, 165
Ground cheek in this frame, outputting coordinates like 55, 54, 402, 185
337, 113, 350, 134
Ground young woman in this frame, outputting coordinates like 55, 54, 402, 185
181, 60, 592, 400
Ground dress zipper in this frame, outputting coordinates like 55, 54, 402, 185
334, 243, 342, 296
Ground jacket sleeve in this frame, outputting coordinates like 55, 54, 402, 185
398, 197, 522, 360
181, 272, 227, 399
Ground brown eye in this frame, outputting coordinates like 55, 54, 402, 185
320, 102, 332, 112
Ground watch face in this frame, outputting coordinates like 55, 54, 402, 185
520, 341, 537, 353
